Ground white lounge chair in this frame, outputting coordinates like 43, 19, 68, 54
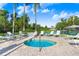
48, 31, 54, 36
54, 30, 61, 36
19, 31, 24, 36
7, 32, 14, 36
0, 32, 14, 40
68, 33, 79, 39
0, 35, 14, 40
33, 31, 37, 36
19, 31, 27, 37
40, 31, 44, 36
68, 39, 79, 47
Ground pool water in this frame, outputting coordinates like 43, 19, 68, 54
24, 39, 56, 47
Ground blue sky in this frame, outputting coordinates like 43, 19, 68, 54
0, 3, 79, 27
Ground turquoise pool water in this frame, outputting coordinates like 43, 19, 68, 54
24, 39, 56, 47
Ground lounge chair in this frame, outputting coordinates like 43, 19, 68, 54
48, 31, 54, 36
53, 30, 61, 36
66, 33, 79, 46
40, 31, 44, 36
7, 32, 13, 36
68, 33, 79, 39
68, 38, 79, 46
19, 31, 27, 37
0, 36, 13, 40
19, 31, 23, 35
33, 31, 37, 36
0, 32, 15, 40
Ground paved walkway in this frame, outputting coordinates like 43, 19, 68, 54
6, 36, 79, 56
0, 32, 37, 56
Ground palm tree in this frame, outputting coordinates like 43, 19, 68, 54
23, 3, 40, 32
12, 3, 16, 34
0, 10, 9, 32
23, 3, 31, 32
23, 4, 25, 32
33, 3, 40, 31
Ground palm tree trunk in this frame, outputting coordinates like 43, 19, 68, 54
73, 16, 75, 25
12, 4, 16, 34
35, 12, 37, 31
34, 4, 37, 32
34, 3, 40, 32
23, 3, 26, 32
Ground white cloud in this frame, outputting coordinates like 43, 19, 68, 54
59, 11, 68, 18
52, 11, 79, 21
52, 14, 59, 20
0, 3, 7, 9
73, 12, 79, 17
52, 11, 79, 26
41, 9, 50, 13
17, 5, 30, 16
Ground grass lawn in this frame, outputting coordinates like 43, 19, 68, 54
0, 33, 6, 36
60, 34, 68, 37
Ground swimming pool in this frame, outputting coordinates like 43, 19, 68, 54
24, 39, 56, 47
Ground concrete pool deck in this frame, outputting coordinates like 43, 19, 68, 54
4, 36, 79, 56
0, 32, 37, 56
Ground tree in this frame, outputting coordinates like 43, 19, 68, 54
66, 16, 74, 26
23, 3, 31, 32
45, 26, 48, 29
23, 3, 26, 32
56, 18, 67, 30
13, 14, 30, 32
33, 3, 40, 31
55, 16, 79, 30
0, 10, 9, 32
12, 3, 16, 34
56, 22, 64, 30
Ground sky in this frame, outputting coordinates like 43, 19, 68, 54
0, 3, 79, 28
